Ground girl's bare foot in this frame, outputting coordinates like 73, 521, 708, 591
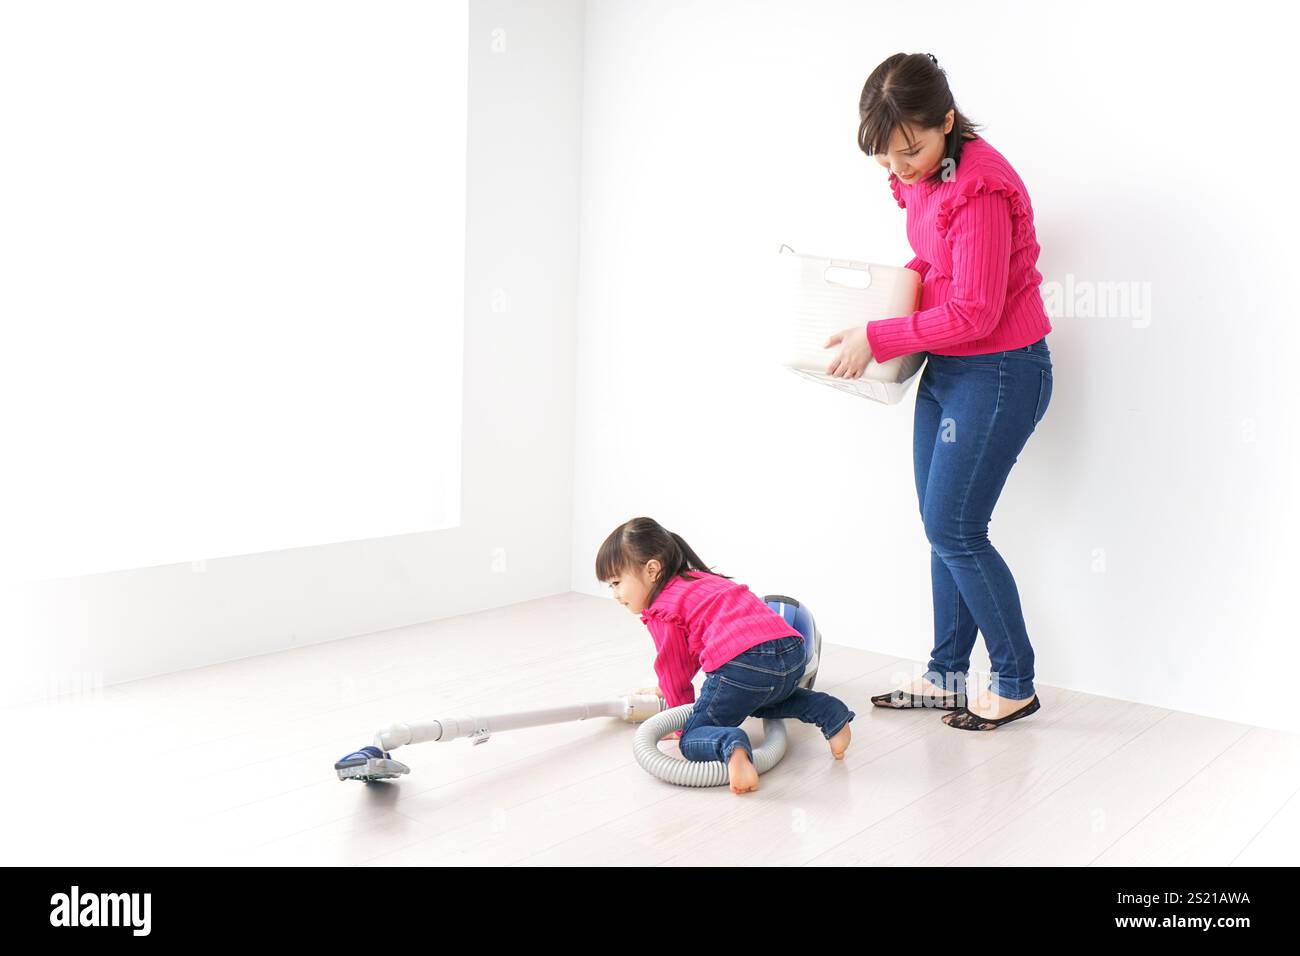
728, 747, 759, 794
828, 722, 851, 759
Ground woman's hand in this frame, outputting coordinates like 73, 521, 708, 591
823, 325, 874, 378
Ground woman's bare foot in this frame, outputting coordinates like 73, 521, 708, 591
828, 722, 851, 759
872, 675, 957, 707
728, 747, 759, 794
903, 676, 953, 695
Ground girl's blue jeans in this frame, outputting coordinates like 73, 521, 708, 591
912, 335, 1053, 702
679, 634, 856, 764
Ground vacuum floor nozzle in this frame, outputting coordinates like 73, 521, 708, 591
334, 745, 411, 782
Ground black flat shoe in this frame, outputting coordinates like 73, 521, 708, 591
942, 694, 1040, 731
871, 688, 965, 710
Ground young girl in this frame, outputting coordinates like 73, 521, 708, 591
596, 516, 855, 795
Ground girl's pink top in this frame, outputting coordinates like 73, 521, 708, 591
640, 570, 801, 710
866, 136, 1053, 363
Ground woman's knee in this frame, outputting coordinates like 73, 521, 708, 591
922, 507, 988, 555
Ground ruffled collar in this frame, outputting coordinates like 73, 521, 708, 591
638, 573, 696, 626
888, 138, 1031, 245
888, 171, 907, 208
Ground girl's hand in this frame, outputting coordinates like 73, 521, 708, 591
634, 686, 664, 699
823, 326, 874, 378
633, 687, 677, 740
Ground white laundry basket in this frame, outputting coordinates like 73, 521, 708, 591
777, 244, 927, 404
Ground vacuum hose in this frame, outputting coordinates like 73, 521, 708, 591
632, 704, 790, 787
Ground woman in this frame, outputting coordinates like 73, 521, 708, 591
824, 52, 1053, 731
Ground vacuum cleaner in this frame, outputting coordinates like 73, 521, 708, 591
334, 594, 822, 788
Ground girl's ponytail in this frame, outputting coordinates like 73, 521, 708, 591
669, 530, 721, 577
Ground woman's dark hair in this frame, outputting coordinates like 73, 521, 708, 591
594, 516, 731, 609
858, 53, 983, 189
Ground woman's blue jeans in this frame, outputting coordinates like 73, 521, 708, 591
679, 634, 856, 764
912, 335, 1053, 702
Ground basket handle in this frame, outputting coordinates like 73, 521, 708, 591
823, 261, 872, 290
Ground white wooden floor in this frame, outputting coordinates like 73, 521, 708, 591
5, 591, 1299, 866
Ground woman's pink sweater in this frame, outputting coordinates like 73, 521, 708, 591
865, 136, 1053, 363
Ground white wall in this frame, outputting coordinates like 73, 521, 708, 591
7, 0, 1296, 736
1, 1, 587, 705
569, 0, 1300, 731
